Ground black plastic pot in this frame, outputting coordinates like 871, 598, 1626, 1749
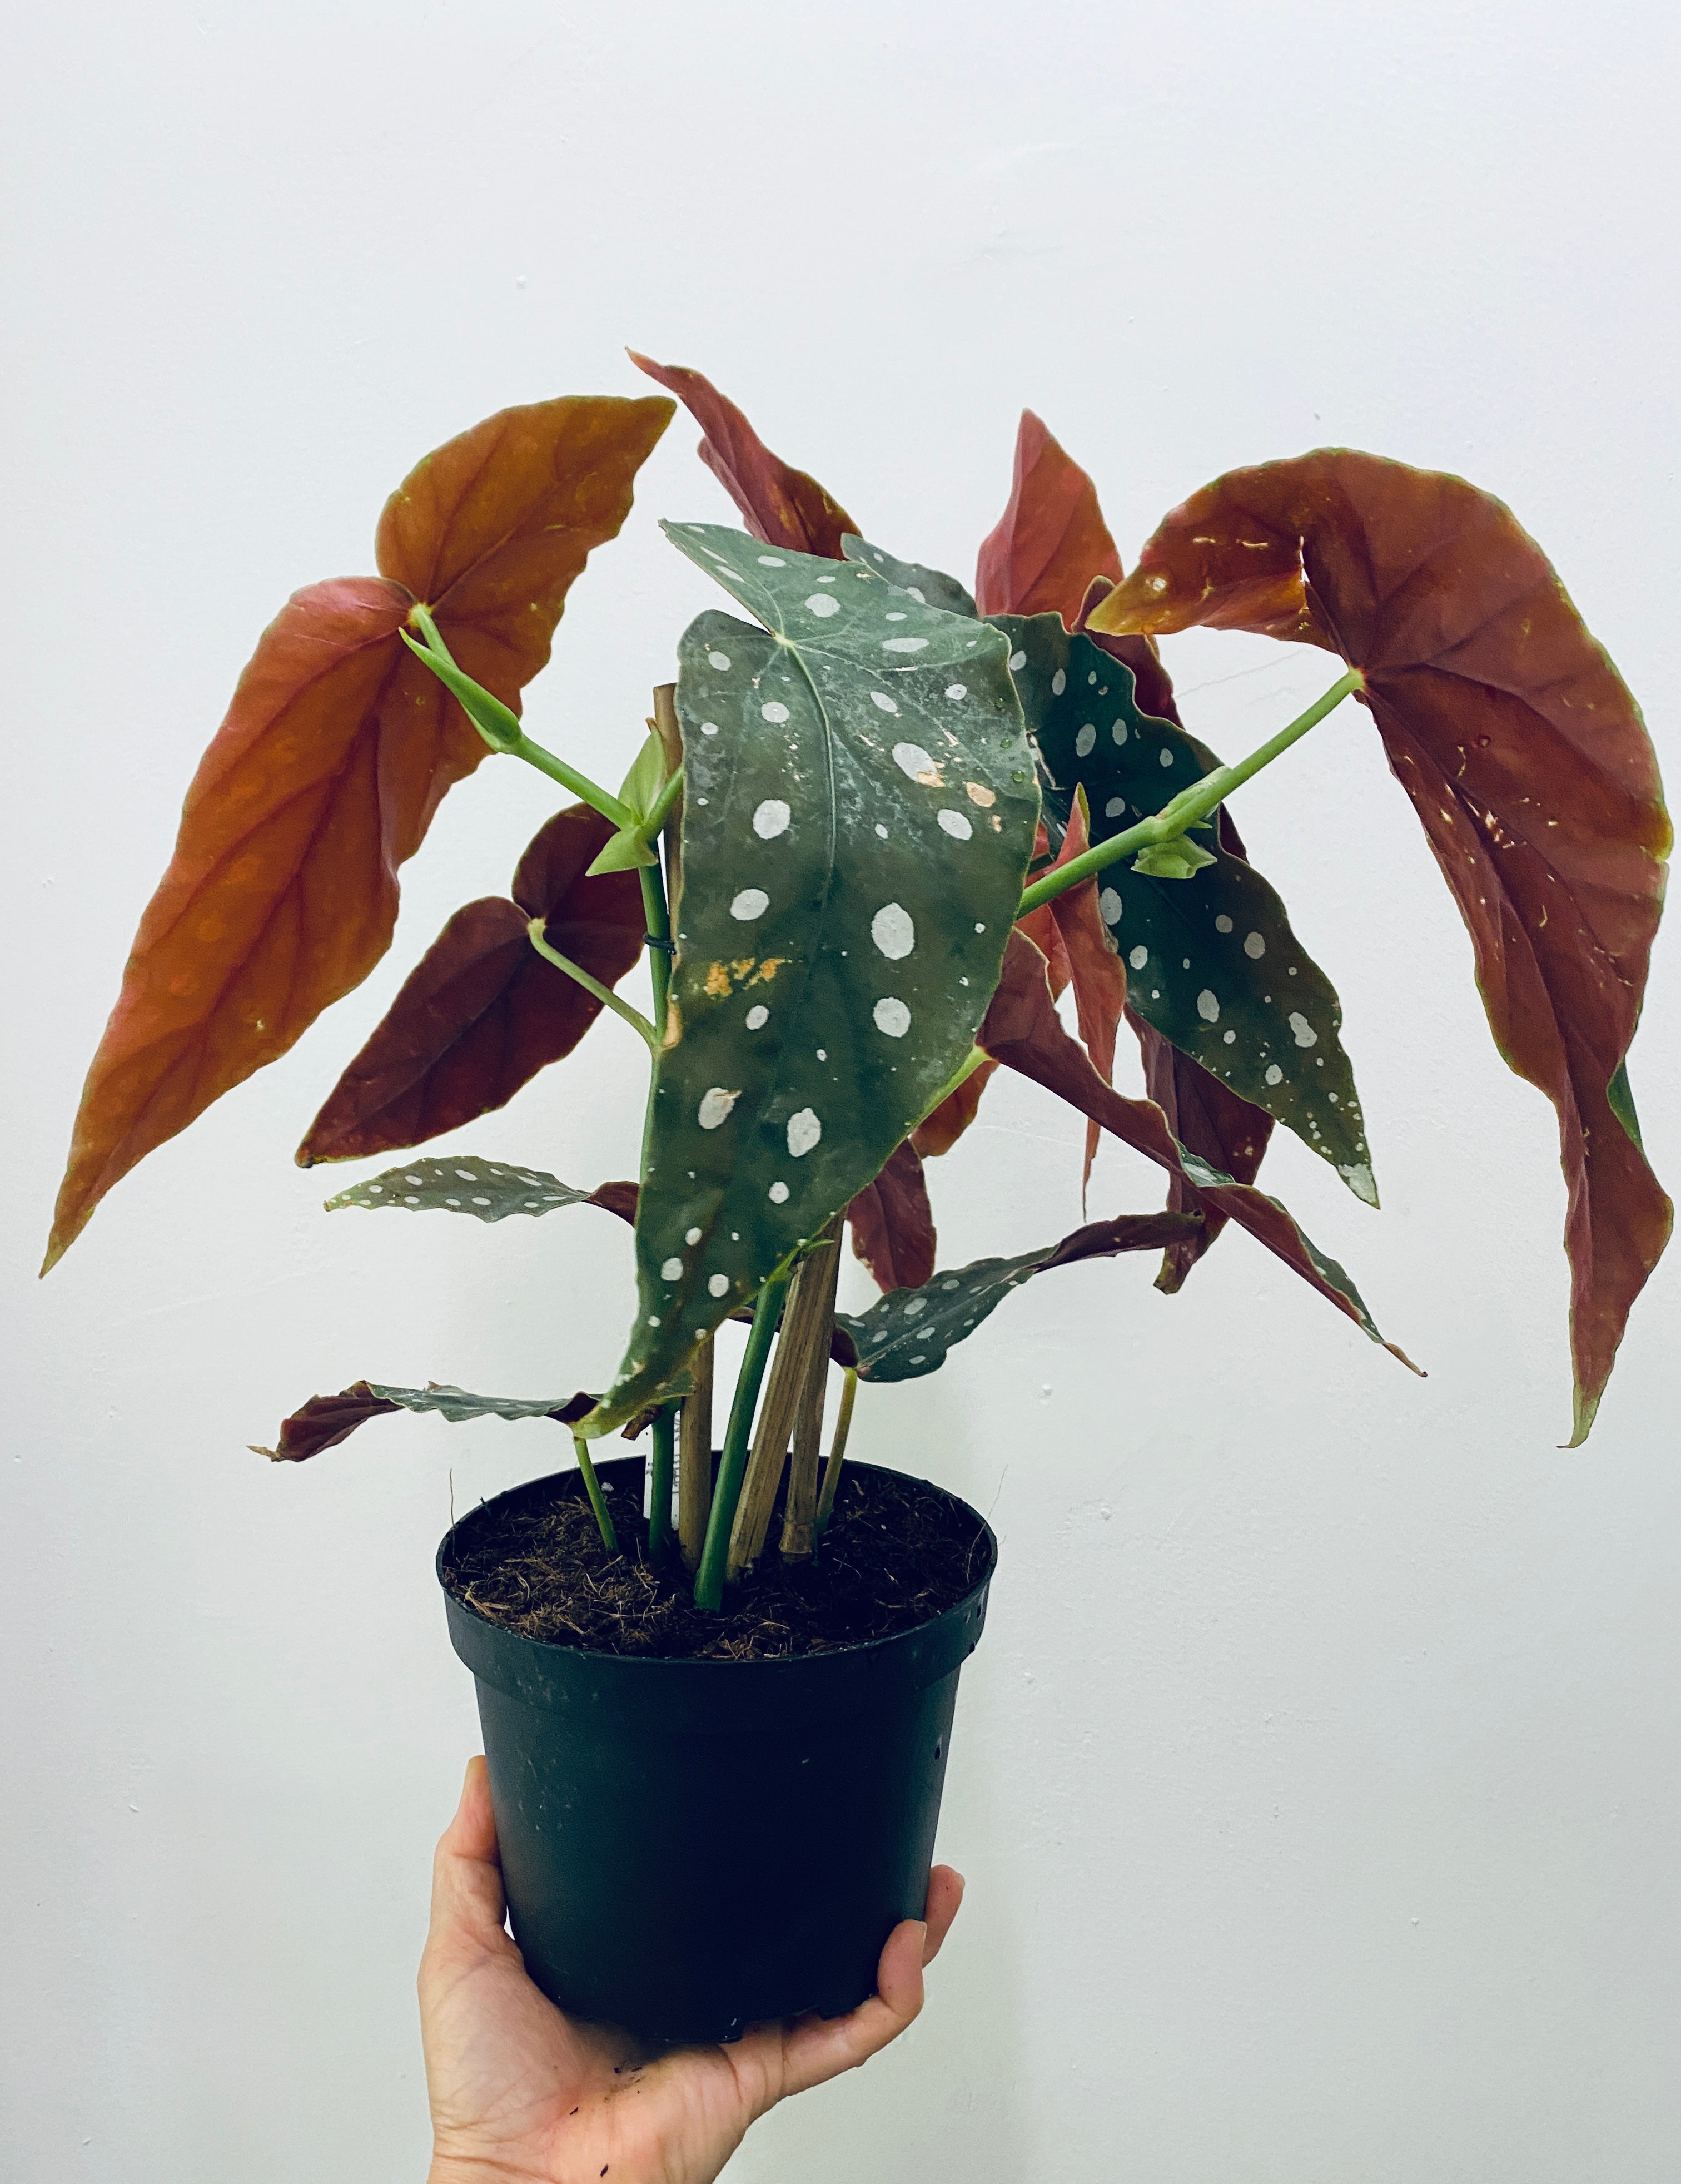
438, 1455, 996, 2044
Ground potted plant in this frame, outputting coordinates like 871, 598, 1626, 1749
44, 354, 1670, 2043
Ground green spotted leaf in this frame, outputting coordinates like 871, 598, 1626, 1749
835, 1209, 1201, 1383
997, 612, 1376, 1205
255, 1378, 598, 1462
323, 1155, 633, 1224
585, 523, 1040, 1433
840, 534, 978, 618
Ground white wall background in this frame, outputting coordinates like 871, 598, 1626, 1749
5, 3, 1678, 2177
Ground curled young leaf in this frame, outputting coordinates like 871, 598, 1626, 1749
836, 1209, 1201, 1383
847, 1138, 938, 1294
46, 395, 672, 1270
296, 804, 645, 1164
981, 931, 1418, 1370
324, 1155, 638, 1226
1087, 451, 1671, 1438
255, 1380, 597, 1463
628, 352, 857, 557
585, 526, 1039, 1433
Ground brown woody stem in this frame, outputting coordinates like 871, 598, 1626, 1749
814, 1368, 858, 1538
727, 1230, 840, 1580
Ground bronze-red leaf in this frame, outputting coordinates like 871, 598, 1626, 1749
1087, 450, 1670, 1438
974, 410, 1123, 626
46, 395, 672, 1270
297, 805, 645, 1164
847, 1139, 938, 1294
628, 352, 858, 558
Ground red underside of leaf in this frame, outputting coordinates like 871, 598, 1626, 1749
974, 410, 1123, 626
296, 805, 645, 1164
46, 395, 672, 1270
1087, 449, 1671, 1436
628, 352, 858, 558
847, 1139, 938, 1293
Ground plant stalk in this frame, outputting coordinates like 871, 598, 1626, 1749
647, 1404, 676, 1557
779, 1239, 841, 1563
814, 1368, 858, 1538
728, 1232, 840, 1579
572, 1433, 619, 1552
693, 1270, 790, 1612
1017, 668, 1365, 917
678, 1334, 714, 1571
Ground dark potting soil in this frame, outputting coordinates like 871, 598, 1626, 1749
440, 1465, 989, 1662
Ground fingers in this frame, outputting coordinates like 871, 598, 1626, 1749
921, 1864, 964, 1966
775, 1870, 966, 2097
425, 1756, 509, 1957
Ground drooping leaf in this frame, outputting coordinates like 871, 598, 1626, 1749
1131, 1002, 1274, 1293
628, 352, 857, 557
296, 804, 646, 1164
1002, 611, 1377, 1206
1043, 795, 1130, 1204
45, 396, 673, 1270
835, 1209, 1201, 1383
981, 931, 1418, 1369
847, 1138, 938, 1293
254, 1379, 598, 1463
1087, 450, 1672, 1438
323, 1155, 638, 1226
840, 535, 978, 618
974, 410, 1123, 626
585, 525, 1040, 1433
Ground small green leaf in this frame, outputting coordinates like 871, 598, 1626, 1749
585, 823, 660, 875
324, 1155, 620, 1224
997, 612, 1377, 1208
585, 524, 1040, 1433
1133, 833, 1217, 880
840, 535, 978, 618
618, 729, 670, 821
836, 1210, 1200, 1382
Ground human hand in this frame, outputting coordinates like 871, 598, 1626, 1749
420, 1756, 964, 2184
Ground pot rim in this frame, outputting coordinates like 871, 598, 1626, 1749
436, 1452, 998, 1677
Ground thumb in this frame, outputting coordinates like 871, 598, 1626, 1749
426, 1756, 509, 1955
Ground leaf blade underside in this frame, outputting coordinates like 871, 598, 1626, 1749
46, 394, 673, 1269
296, 803, 645, 1163
1086, 449, 1670, 1437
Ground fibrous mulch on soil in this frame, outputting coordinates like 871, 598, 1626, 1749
440, 1464, 990, 1662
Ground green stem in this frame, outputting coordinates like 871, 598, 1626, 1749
401, 613, 631, 828
639, 862, 672, 1040
572, 1433, 619, 1552
694, 1272, 790, 1612
648, 1405, 675, 1558
527, 920, 659, 1052
1017, 668, 1365, 917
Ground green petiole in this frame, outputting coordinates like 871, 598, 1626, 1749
528, 920, 660, 1052
1017, 667, 1365, 917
